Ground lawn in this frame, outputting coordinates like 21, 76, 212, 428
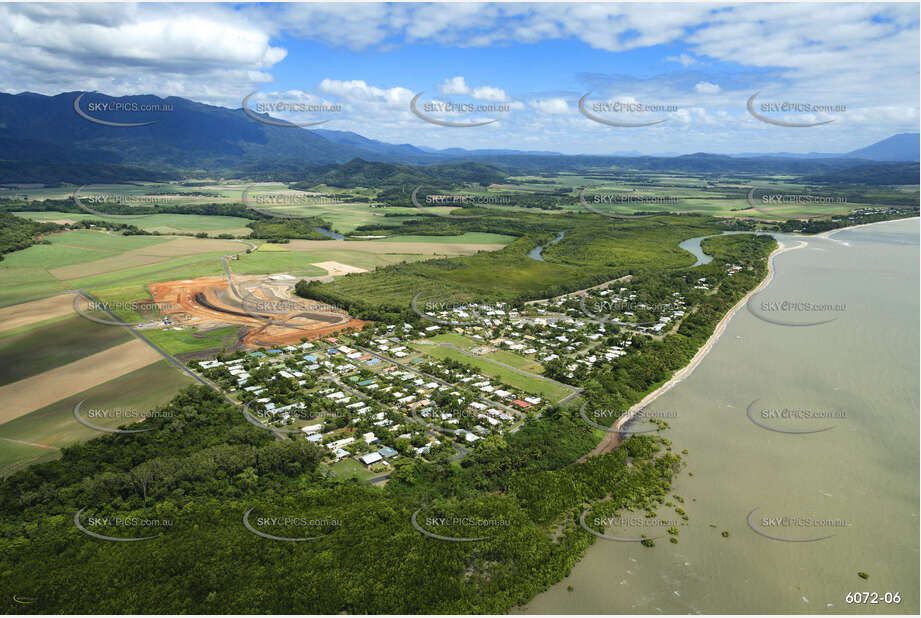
416, 344, 574, 403
326, 458, 379, 481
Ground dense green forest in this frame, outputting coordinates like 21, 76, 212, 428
0, 385, 681, 613
0, 211, 59, 260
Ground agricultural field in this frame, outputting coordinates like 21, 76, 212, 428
0, 360, 195, 476
18, 211, 254, 236
0, 314, 134, 387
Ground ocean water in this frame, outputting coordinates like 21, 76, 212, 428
517, 219, 920, 614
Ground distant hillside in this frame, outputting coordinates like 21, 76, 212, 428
0, 92, 387, 181
796, 161, 920, 185
0, 92, 916, 183
846, 133, 920, 162
291, 158, 507, 189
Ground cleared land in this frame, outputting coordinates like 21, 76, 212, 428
0, 292, 78, 333
148, 275, 366, 348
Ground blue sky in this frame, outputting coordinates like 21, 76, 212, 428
1, 2, 918, 154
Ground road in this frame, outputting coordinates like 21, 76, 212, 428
354, 344, 522, 417
77, 289, 287, 442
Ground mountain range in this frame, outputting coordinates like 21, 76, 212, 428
0, 91, 916, 184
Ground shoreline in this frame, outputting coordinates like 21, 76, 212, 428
580, 236, 807, 459
819, 215, 920, 240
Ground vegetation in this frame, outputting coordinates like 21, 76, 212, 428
0, 212, 59, 261
0, 386, 681, 613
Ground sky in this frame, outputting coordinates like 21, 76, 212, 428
1, 2, 918, 155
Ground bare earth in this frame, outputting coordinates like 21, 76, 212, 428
312, 261, 368, 276
0, 293, 78, 334
0, 339, 163, 424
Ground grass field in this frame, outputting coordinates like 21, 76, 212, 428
372, 232, 516, 244
144, 326, 241, 356
233, 248, 329, 276
424, 333, 545, 373
326, 458, 380, 481
0, 440, 59, 479
0, 315, 134, 386
416, 344, 574, 402
18, 211, 254, 236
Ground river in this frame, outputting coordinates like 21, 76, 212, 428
516, 218, 920, 614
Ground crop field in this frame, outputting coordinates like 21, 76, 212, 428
18, 211, 254, 236
0, 360, 195, 476
0, 314, 134, 387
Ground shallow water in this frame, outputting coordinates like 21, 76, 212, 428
518, 219, 920, 614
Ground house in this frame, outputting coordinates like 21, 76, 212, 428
377, 446, 398, 458
359, 452, 383, 466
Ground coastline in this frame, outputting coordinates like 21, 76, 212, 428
580, 235, 807, 459
819, 215, 920, 240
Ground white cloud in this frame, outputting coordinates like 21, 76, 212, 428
668, 53, 697, 67
439, 76, 470, 95
531, 98, 570, 114
318, 78, 412, 107
471, 85, 509, 102
695, 81, 721, 94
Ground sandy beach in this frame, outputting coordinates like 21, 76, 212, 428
579, 235, 808, 460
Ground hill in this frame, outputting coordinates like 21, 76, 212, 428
846, 133, 920, 162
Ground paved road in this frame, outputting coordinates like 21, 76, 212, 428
355, 345, 521, 417
77, 289, 286, 442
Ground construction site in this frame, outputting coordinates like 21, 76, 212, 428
148, 273, 366, 349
